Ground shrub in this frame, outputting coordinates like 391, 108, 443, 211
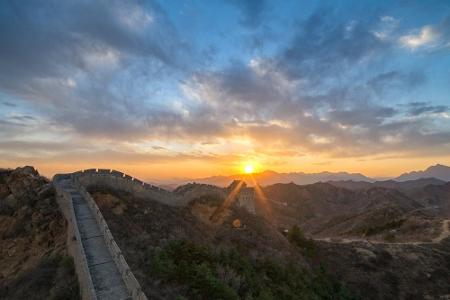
287, 225, 316, 258
148, 240, 354, 300
0, 255, 79, 300
363, 219, 405, 236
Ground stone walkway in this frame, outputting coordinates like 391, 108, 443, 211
60, 179, 131, 300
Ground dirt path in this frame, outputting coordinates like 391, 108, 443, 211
315, 219, 450, 246
433, 219, 450, 243
315, 237, 430, 245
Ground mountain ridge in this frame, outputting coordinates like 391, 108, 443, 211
156, 163, 450, 189
395, 164, 450, 182
172, 170, 375, 188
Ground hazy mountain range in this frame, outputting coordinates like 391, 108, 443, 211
154, 164, 450, 189
396, 164, 450, 181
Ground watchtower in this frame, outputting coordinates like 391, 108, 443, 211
226, 180, 256, 214
237, 186, 256, 214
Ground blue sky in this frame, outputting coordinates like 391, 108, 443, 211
0, 0, 449, 178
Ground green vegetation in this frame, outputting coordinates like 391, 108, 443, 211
362, 219, 405, 236
287, 225, 316, 258
148, 240, 354, 300
0, 255, 80, 300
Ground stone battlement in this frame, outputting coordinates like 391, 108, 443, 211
71, 168, 187, 207
53, 170, 154, 300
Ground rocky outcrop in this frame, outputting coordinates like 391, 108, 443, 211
316, 240, 450, 299
0, 167, 79, 299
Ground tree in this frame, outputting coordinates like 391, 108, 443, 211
287, 225, 316, 258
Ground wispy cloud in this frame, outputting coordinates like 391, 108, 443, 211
372, 15, 399, 41
399, 25, 440, 49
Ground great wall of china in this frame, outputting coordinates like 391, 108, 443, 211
54, 168, 255, 299
52, 168, 450, 299
53, 168, 179, 300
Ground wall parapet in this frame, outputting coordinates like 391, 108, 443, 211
53, 175, 98, 300
71, 168, 186, 207
72, 175, 147, 300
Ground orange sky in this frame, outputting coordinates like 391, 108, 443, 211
2, 153, 449, 181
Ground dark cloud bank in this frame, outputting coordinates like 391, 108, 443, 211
0, 1, 449, 160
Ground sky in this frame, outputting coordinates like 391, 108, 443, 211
1, 0, 450, 180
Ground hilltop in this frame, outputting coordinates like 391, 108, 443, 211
396, 164, 450, 182
0, 167, 79, 299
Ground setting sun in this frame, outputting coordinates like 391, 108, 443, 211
244, 165, 254, 174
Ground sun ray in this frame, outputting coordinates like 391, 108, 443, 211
209, 180, 244, 222
249, 174, 273, 222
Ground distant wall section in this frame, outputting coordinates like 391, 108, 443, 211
73, 169, 187, 207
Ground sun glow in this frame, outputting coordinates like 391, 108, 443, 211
244, 164, 254, 174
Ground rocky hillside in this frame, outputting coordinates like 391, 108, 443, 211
88, 185, 354, 300
407, 182, 450, 212
0, 167, 79, 300
87, 177, 450, 299
329, 178, 447, 191
263, 182, 447, 242
2, 166, 447, 299
317, 239, 450, 299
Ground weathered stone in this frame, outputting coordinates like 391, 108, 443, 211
17, 166, 38, 176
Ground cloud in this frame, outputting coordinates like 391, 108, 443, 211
398, 14, 450, 51
399, 25, 440, 49
1, 101, 16, 107
372, 15, 399, 41
406, 102, 448, 116
0, 0, 195, 141
0, 2, 449, 168
140, 6, 449, 159
367, 70, 426, 94
328, 106, 397, 127
0, 1, 181, 87
173, 59, 450, 158
278, 8, 389, 84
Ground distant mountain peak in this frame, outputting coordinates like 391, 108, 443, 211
427, 164, 447, 170
259, 170, 278, 175
396, 164, 450, 182
177, 169, 374, 187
